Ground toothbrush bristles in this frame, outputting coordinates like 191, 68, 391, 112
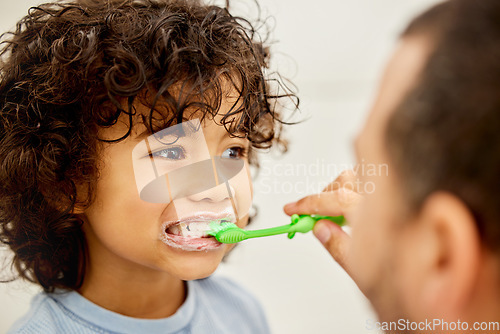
206, 220, 243, 243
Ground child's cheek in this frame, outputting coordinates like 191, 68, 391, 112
238, 215, 250, 229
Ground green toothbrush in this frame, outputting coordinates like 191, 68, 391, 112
207, 214, 346, 244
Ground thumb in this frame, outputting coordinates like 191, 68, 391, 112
313, 220, 352, 274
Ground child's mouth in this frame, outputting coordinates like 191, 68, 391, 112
160, 215, 234, 251
166, 221, 215, 238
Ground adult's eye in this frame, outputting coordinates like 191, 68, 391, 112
151, 146, 186, 160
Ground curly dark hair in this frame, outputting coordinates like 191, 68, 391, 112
0, 0, 297, 292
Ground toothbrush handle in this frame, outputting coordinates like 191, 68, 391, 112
241, 215, 345, 240
311, 215, 346, 226
242, 224, 295, 240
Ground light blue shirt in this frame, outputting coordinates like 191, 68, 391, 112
8, 276, 270, 334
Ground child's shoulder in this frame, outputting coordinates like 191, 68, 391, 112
189, 275, 271, 334
7, 292, 60, 334
8, 278, 271, 334
7, 289, 109, 334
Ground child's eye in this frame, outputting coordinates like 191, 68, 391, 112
221, 147, 247, 159
150, 146, 186, 160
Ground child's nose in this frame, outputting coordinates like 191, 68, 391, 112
187, 182, 236, 203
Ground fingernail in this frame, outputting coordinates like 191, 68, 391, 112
313, 222, 331, 244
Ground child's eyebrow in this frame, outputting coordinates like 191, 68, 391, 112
136, 126, 249, 141
135, 122, 196, 139
224, 130, 248, 139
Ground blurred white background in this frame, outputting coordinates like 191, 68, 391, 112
0, 0, 440, 333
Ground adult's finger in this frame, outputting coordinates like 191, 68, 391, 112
322, 169, 358, 193
313, 220, 352, 274
283, 187, 360, 217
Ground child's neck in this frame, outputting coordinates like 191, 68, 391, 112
77, 261, 186, 319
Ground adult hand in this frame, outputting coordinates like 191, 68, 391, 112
283, 170, 362, 276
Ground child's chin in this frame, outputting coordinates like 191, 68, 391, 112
175, 265, 220, 281
167, 252, 225, 281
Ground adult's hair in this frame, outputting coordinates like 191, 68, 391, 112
386, 0, 500, 252
0, 0, 297, 292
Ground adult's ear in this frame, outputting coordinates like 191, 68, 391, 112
404, 191, 481, 320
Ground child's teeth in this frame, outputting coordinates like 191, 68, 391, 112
180, 223, 207, 238
167, 220, 227, 238
168, 221, 222, 238
167, 225, 182, 236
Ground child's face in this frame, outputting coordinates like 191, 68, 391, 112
80, 100, 252, 281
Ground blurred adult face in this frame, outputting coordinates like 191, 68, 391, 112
349, 36, 432, 323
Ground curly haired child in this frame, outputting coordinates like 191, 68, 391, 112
0, 0, 296, 332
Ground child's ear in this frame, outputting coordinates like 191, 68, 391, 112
40, 183, 87, 215
70, 182, 89, 215
71, 204, 86, 215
